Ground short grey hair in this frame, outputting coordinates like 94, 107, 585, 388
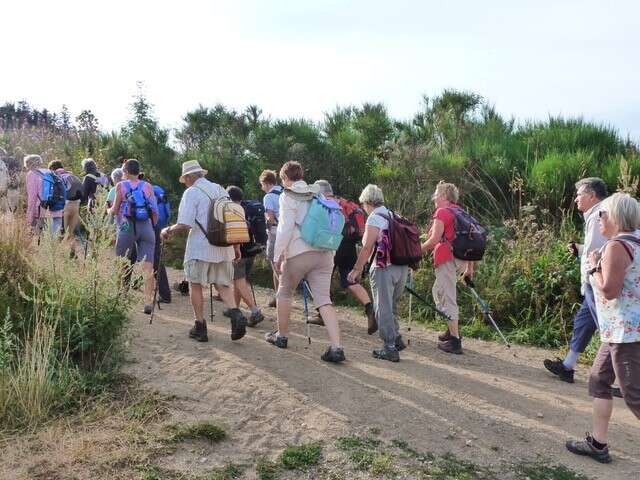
359, 184, 384, 207
575, 177, 607, 200
314, 179, 333, 196
601, 192, 640, 233
111, 167, 124, 184
23, 154, 43, 170
185, 171, 205, 182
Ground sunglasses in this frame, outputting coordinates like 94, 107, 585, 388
598, 210, 608, 218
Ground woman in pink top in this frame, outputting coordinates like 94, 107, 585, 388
24, 154, 63, 234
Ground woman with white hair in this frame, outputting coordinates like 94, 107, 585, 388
106, 167, 124, 209
566, 192, 640, 463
348, 184, 408, 362
24, 154, 64, 234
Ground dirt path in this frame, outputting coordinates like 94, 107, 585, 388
123, 268, 639, 479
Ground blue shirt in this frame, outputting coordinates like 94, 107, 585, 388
263, 185, 283, 222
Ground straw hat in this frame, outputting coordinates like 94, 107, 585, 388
179, 160, 208, 184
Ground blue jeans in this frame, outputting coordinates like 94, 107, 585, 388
569, 285, 598, 353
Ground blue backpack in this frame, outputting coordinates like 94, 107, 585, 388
37, 170, 67, 212
153, 185, 171, 229
123, 181, 151, 222
300, 195, 345, 251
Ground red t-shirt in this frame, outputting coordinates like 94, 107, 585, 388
432, 205, 459, 267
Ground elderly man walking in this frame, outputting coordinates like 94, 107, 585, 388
161, 160, 247, 342
544, 177, 608, 382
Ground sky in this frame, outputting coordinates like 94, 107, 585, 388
2, 0, 640, 141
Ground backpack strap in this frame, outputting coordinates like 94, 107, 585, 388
610, 234, 640, 261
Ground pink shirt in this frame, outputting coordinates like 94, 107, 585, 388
26, 168, 63, 225
432, 205, 459, 268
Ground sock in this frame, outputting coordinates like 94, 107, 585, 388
250, 307, 260, 315
589, 436, 607, 450
563, 350, 579, 370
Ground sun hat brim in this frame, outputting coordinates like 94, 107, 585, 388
179, 167, 208, 183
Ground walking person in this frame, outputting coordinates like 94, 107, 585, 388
226, 186, 264, 326
81, 158, 108, 209
48, 160, 82, 246
109, 159, 158, 314
24, 154, 64, 235
566, 192, 640, 463
312, 180, 377, 334
348, 184, 408, 362
544, 178, 608, 382
260, 169, 283, 307
106, 168, 124, 209
420, 181, 473, 354
266, 161, 345, 363
161, 160, 247, 343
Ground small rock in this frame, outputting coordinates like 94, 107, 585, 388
465, 440, 473, 447
536, 413, 544, 418
200, 457, 207, 464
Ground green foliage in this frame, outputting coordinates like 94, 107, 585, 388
208, 463, 244, 480
336, 435, 381, 471
280, 442, 323, 469
164, 421, 227, 444
256, 457, 280, 480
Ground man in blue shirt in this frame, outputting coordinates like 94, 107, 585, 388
260, 169, 283, 307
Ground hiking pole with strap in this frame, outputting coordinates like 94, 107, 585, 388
210, 284, 215, 325
462, 276, 510, 348
404, 285, 452, 322
149, 240, 164, 325
302, 279, 311, 345
407, 270, 414, 346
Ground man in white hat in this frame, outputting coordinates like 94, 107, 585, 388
161, 160, 247, 342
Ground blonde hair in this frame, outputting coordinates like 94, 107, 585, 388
601, 192, 640, 233
359, 184, 384, 207
23, 154, 43, 170
433, 181, 459, 203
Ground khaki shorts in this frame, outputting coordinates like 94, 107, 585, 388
184, 259, 233, 287
277, 250, 334, 308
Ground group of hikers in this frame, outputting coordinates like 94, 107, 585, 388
1, 150, 638, 464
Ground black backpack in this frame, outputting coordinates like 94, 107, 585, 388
447, 207, 487, 261
241, 200, 268, 256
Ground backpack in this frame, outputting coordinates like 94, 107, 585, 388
195, 186, 250, 247
36, 170, 67, 212
337, 197, 366, 241
447, 207, 487, 261
153, 185, 171, 229
241, 199, 267, 256
60, 172, 83, 201
86, 172, 109, 188
376, 211, 422, 268
122, 181, 151, 222
300, 195, 345, 251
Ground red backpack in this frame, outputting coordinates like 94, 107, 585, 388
376, 210, 422, 269
337, 197, 366, 241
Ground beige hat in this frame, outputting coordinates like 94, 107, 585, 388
179, 160, 208, 184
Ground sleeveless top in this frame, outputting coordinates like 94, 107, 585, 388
590, 234, 640, 343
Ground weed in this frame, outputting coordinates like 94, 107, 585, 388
336, 435, 380, 451
370, 452, 396, 476
127, 393, 168, 423
165, 421, 226, 444
392, 439, 435, 463
280, 442, 323, 469
208, 463, 244, 480
256, 457, 280, 480
336, 435, 381, 470
516, 462, 590, 480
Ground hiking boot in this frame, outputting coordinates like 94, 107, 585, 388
189, 320, 208, 342
268, 297, 277, 308
223, 308, 231, 318
265, 331, 288, 348
438, 329, 451, 342
248, 311, 265, 327
372, 347, 400, 362
143, 304, 153, 315
612, 387, 623, 398
395, 335, 407, 352
566, 435, 611, 463
321, 346, 346, 363
228, 308, 247, 341
365, 302, 377, 335
543, 358, 575, 383
308, 313, 325, 326
438, 336, 462, 354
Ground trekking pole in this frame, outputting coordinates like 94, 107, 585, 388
462, 277, 511, 348
149, 240, 164, 325
407, 270, 414, 346
210, 284, 215, 325
302, 279, 311, 345
404, 285, 452, 322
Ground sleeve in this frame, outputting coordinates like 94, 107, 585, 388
264, 193, 276, 212
273, 193, 296, 261
26, 171, 40, 225
366, 212, 386, 230
176, 189, 196, 227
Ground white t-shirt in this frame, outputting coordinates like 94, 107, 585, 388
177, 177, 234, 263
366, 205, 390, 232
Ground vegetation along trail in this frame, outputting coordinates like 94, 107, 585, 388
119, 269, 639, 479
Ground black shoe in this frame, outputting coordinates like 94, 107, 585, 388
228, 308, 247, 341
248, 311, 265, 327
395, 335, 407, 352
438, 329, 451, 342
611, 387, 623, 398
365, 302, 378, 335
373, 347, 400, 362
321, 346, 345, 363
543, 358, 575, 383
143, 304, 153, 315
189, 320, 208, 342
159, 297, 171, 304
566, 435, 611, 463
265, 331, 288, 348
223, 308, 231, 318
438, 336, 462, 354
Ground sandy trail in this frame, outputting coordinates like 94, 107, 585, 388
123, 268, 639, 478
